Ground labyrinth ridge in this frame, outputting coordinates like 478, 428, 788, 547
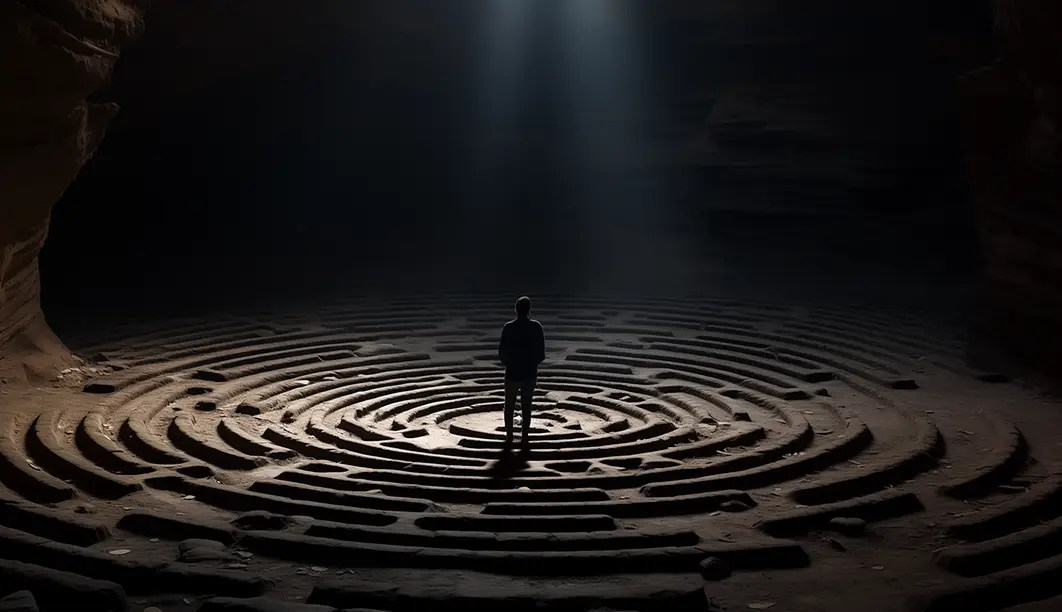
1, 295, 1060, 612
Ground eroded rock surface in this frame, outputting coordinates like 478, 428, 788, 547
963, 0, 1062, 376
0, 0, 145, 381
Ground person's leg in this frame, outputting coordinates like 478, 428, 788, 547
520, 379, 534, 444
503, 378, 517, 445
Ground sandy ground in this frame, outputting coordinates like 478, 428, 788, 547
1, 289, 1061, 612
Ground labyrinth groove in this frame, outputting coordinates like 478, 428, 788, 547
2, 295, 1059, 610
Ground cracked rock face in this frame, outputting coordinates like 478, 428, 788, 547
0, 0, 145, 380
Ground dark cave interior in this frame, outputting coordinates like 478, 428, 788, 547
13, 3, 1062, 612
40, 2, 994, 329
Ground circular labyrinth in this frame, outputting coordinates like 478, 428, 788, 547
1, 295, 1061, 612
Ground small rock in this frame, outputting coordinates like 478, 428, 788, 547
827, 537, 846, 552
748, 604, 775, 610
871, 565, 885, 570
108, 549, 132, 555
698, 556, 731, 581
828, 517, 867, 535
0, 590, 38, 612
192, 369, 228, 383
179, 539, 237, 562
144, 608, 163, 612
150, 538, 160, 543
182, 495, 196, 500
720, 500, 750, 513
74, 504, 93, 514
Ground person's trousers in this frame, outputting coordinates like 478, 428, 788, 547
504, 377, 535, 440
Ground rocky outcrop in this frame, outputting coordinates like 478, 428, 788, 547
963, 1, 1062, 375
0, 0, 144, 381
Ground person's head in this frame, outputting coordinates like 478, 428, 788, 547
515, 296, 532, 318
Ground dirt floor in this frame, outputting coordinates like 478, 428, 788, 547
2, 292, 1062, 612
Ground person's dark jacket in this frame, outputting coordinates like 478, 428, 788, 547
498, 317, 545, 381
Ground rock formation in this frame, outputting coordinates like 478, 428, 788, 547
0, 0, 145, 381
963, 0, 1062, 376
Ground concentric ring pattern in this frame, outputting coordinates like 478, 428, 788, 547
1, 294, 1060, 611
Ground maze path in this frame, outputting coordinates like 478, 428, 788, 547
1, 295, 1057, 611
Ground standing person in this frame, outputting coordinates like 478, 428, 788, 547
497, 296, 546, 448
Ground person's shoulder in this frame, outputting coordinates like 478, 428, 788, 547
530, 319, 543, 328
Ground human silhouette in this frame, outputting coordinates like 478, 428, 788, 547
498, 296, 546, 448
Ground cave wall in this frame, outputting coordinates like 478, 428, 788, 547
0, 0, 144, 375
661, 2, 989, 216
963, 0, 1062, 375
62, 0, 987, 306
0, 0, 1026, 379
101, 1, 985, 217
